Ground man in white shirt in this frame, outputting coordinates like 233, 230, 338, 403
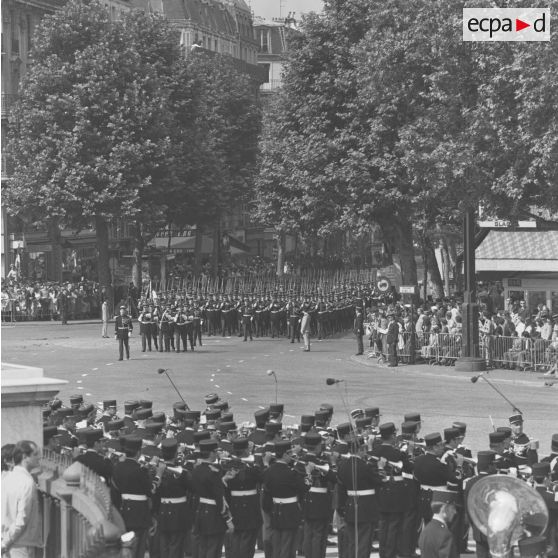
1, 440, 43, 557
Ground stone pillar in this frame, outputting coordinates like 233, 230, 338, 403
1, 362, 67, 446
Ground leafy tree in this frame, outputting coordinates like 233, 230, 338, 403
4, 0, 181, 290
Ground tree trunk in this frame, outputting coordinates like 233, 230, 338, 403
95, 215, 113, 312
47, 219, 63, 283
440, 237, 451, 297
396, 215, 418, 286
193, 225, 203, 277
132, 221, 143, 291
276, 231, 285, 276
424, 237, 444, 300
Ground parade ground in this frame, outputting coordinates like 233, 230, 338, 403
2, 321, 556, 457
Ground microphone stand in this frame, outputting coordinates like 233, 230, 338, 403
158, 369, 190, 409
474, 375, 522, 414
268, 370, 278, 404
333, 381, 359, 558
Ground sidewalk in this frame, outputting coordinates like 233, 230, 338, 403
349, 352, 553, 388
1, 318, 103, 327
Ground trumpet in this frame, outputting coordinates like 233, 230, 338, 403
292, 460, 330, 475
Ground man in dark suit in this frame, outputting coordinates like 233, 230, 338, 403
386, 313, 399, 367
115, 305, 133, 360
354, 307, 365, 355
418, 501, 459, 558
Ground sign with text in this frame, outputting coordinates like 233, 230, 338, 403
463, 8, 550, 41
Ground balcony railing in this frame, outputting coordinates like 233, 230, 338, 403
1, 94, 19, 117
260, 79, 283, 92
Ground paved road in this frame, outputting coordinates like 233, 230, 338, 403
2, 321, 556, 455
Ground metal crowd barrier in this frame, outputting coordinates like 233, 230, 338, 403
1, 296, 101, 323
365, 326, 556, 372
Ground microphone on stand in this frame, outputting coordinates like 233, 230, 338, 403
157, 368, 190, 409
326, 378, 345, 385
470, 373, 522, 414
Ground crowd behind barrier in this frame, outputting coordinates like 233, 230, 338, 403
1, 279, 106, 322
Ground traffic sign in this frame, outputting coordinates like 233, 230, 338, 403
399, 285, 416, 294
377, 276, 391, 292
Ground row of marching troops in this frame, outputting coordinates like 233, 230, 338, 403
42, 393, 558, 558
133, 292, 362, 351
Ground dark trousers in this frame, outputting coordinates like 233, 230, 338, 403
243, 319, 253, 340
302, 519, 328, 558
222, 313, 233, 336
271, 318, 280, 338
356, 334, 364, 354
388, 343, 398, 366
191, 530, 224, 558
226, 528, 258, 558
271, 527, 298, 558
378, 511, 403, 558
175, 327, 187, 351
397, 505, 420, 557
159, 531, 185, 558
289, 318, 300, 342
131, 528, 147, 558
141, 331, 152, 351
118, 337, 130, 360
345, 521, 374, 558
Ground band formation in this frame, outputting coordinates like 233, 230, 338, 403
41, 392, 558, 558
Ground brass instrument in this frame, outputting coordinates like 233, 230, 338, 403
467, 475, 548, 558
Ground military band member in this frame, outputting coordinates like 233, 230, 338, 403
301, 431, 336, 558
111, 436, 165, 558
115, 305, 133, 360
413, 432, 460, 525
509, 414, 539, 466
74, 428, 112, 483
223, 437, 263, 558
337, 436, 383, 558
263, 440, 306, 558
156, 439, 193, 558
191, 438, 233, 558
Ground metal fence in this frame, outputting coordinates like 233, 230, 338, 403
365, 326, 557, 372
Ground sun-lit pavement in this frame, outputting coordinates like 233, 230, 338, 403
2, 320, 556, 456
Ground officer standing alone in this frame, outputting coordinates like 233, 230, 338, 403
115, 305, 133, 361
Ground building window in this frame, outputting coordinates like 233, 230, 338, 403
11, 21, 20, 56
259, 29, 268, 53
260, 63, 270, 83
26, 15, 33, 52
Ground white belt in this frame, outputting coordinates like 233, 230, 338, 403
421, 485, 454, 493
347, 489, 375, 496
122, 494, 148, 501
402, 472, 414, 480
309, 487, 328, 494
231, 490, 258, 497
273, 496, 298, 504
199, 497, 217, 505
161, 496, 187, 504
391, 476, 404, 482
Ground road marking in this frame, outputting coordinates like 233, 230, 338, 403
227, 391, 233, 395
82, 373, 88, 376
226, 365, 231, 368
215, 385, 220, 388
238, 360, 244, 363
106, 363, 114, 366
242, 398, 248, 402
92, 368, 98, 371
86, 393, 92, 396
77, 387, 83, 390
77, 380, 82, 384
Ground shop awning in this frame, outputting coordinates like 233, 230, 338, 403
476, 230, 558, 272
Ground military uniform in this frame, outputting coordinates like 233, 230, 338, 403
115, 307, 133, 360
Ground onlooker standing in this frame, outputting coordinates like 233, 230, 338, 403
354, 307, 364, 355
418, 502, 458, 558
301, 307, 311, 352
101, 300, 109, 338
1, 440, 43, 557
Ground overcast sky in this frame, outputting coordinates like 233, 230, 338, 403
249, 0, 323, 20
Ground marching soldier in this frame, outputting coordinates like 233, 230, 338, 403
138, 305, 155, 352
173, 306, 188, 352
354, 307, 365, 356
192, 303, 203, 346
241, 298, 254, 342
159, 305, 173, 352
509, 413, 539, 466
220, 296, 234, 337
115, 305, 133, 360
315, 296, 328, 340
